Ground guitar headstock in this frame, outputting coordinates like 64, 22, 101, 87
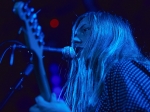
13, 1, 44, 59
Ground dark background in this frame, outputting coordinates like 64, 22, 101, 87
0, 0, 150, 111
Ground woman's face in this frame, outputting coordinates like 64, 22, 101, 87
72, 17, 91, 52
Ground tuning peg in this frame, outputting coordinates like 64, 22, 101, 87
34, 25, 42, 39
31, 8, 34, 12
38, 40, 45, 46
22, 0, 31, 11
26, 11, 31, 19
18, 27, 23, 34
37, 25, 41, 33
18, 27, 26, 35
23, 3, 28, 12
25, 8, 34, 19
39, 32, 44, 40
37, 32, 45, 46
29, 13, 37, 25
32, 19, 38, 32
34, 25, 41, 37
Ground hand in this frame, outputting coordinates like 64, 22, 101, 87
29, 93, 71, 112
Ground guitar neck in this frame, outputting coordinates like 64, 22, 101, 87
33, 55, 51, 102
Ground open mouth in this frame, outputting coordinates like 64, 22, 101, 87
74, 47, 83, 57
75, 47, 82, 52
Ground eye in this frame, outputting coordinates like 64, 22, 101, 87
83, 28, 90, 32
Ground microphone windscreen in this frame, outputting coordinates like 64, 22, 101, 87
62, 46, 76, 59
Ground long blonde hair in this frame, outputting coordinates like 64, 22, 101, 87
63, 12, 147, 112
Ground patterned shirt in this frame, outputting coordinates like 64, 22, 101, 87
98, 60, 150, 112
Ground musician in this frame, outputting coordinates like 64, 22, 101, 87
30, 12, 150, 112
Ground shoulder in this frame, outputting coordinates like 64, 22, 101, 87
108, 59, 150, 78
105, 59, 150, 96
103, 60, 150, 111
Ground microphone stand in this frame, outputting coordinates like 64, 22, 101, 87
0, 63, 34, 110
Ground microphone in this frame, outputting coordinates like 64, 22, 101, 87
15, 45, 76, 59
44, 46, 76, 59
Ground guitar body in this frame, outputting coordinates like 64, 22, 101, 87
13, 1, 51, 102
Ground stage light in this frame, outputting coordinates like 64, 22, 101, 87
50, 19, 59, 28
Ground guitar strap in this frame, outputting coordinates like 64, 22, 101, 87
131, 60, 150, 77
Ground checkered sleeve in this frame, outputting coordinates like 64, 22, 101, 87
98, 60, 150, 112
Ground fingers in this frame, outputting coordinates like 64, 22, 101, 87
35, 96, 51, 107
30, 95, 71, 112
35, 93, 57, 103
35, 93, 57, 107
51, 93, 57, 102
29, 104, 40, 112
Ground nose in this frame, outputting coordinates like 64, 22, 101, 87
72, 37, 82, 43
